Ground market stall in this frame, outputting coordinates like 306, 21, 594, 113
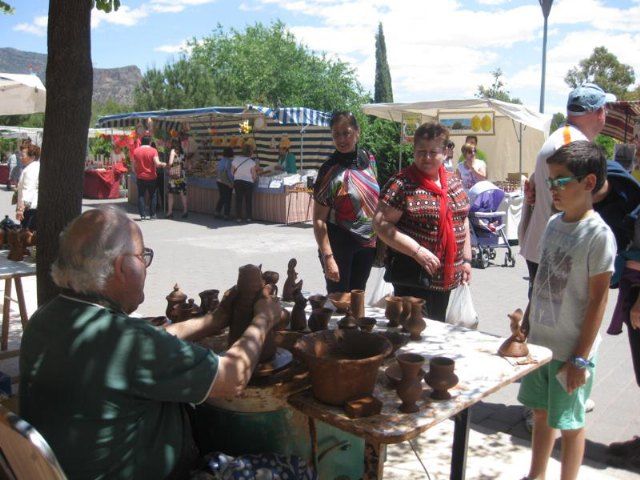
99, 105, 334, 223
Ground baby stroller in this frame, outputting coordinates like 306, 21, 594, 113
467, 180, 516, 269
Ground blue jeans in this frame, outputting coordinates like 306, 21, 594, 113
137, 178, 158, 218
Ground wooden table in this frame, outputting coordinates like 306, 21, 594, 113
288, 308, 552, 480
0, 250, 35, 357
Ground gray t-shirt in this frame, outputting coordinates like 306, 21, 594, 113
529, 212, 616, 361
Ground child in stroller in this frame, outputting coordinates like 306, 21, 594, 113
467, 180, 516, 268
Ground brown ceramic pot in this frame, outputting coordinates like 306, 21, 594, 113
166, 284, 188, 321
199, 289, 220, 313
396, 352, 425, 413
308, 294, 328, 310
338, 313, 358, 330
406, 299, 426, 340
385, 296, 403, 328
400, 296, 415, 331
357, 317, 377, 332
308, 307, 333, 332
425, 356, 459, 400
293, 329, 392, 406
350, 289, 365, 320
290, 289, 308, 331
262, 271, 280, 297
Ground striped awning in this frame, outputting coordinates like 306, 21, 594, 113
602, 101, 640, 142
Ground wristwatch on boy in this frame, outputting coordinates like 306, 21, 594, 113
569, 355, 594, 369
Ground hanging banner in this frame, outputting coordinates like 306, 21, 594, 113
437, 111, 495, 136
401, 113, 422, 144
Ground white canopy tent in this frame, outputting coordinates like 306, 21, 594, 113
0, 73, 46, 116
362, 99, 553, 182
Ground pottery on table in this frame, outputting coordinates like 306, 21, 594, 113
378, 331, 410, 357
424, 356, 459, 400
350, 289, 365, 320
385, 296, 404, 328
7, 229, 25, 261
188, 298, 202, 318
308, 307, 333, 332
400, 296, 414, 331
198, 289, 220, 313
356, 317, 377, 332
166, 284, 188, 322
498, 308, 529, 357
308, 294, 328, 310
262, 271, 280, 297
328, 292, 351, 314
384, 361, 426, 388
338, 313, 358, 330
289, 289, 308, 331
282, 258, 302, 302
293, 329, 392, 406
396, 352, 425, 413
406, 298, 426, 340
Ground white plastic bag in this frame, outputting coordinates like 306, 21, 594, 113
365, 267, 394, 307
445, 284, 479, 329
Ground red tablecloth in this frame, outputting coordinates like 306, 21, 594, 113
83, 167, 125, 199
0, 164, 9, 185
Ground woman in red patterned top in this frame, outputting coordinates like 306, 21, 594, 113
374, 122, 472, 321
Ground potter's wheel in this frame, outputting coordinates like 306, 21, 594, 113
253, 347, 293, 377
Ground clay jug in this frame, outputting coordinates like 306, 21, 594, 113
400, 296, 414, 331
425, 356, 458, 400
385, 296, 403, 328
498, 308, 529, 357
350, 289, 365, 320
166, 284, 188, 321
396, 353, 425, 413
406, 299, 426, 340
289, 289, 308, 331
229, 264, 266, 348
199, 289, 220, 313
308, 308, 333, 332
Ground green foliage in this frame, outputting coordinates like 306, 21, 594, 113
0, 113, 44, 128
476, 68, 522, 104
0, 1, 14, 14
565, 46, 635, 99
0, 137, 18, 155
594, 134, 614, 158
550, 112, 565, 132
94, 0, 120, 13
374, 23, 393, 103
359, 117, 412, 188
134, 21, 366, 112
91, 99, 133, 127
88, 135, 112, 157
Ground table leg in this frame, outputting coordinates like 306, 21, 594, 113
450, 407, 471, 480
14, 277, 28, 328
364, 441, 385, 480
2, 278, 12, 351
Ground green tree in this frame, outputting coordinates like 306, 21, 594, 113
550, 112, 565, 132
135, 22, 366, 112
374, 22, 393, 103
565, 46, 635, 99
476, 68, 522, 104
0, 1, 13, 13
359, 117, 412, 187
91, 99, 133, 126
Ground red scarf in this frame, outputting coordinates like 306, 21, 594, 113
406, 163, 457, 285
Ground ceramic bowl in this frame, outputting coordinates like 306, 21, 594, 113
328, 292, 351, 313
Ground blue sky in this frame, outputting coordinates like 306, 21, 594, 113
2, 0, 640, 114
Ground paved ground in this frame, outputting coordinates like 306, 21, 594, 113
1, 190, 639, 479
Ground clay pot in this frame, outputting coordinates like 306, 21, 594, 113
199, 289, 220, 313
350, 289, 365, 320
166, 284, 188, 321
188, 298, 202, 318
385, 296, 404, 328
338, 314, 358, 330
357, 317, 377, 332
328, 292, 351, 314
396, 353, 425, 413
378, 331, 410, 357
425, 356, 459, 400
7, 229, 25, 261
293, 329, 392, 406
308, 294, 328, 310
308, 308, 333, 332
178, 302, 193, 322
290, 290, 308, 331
406, 299, 426, 341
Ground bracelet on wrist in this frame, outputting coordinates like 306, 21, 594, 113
412, 245, 423, 257
569, 355, 594, 369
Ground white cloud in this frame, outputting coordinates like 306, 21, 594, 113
13, 16, 47, 37
477, 0, 511, 5
155, 41, 192, 54
239, 2, 264, 11
151, 0, 218, 14
92, 5, 149, 28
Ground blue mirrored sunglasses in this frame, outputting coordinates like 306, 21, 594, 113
545, 175, 584, 190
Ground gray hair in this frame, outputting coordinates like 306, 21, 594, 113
614, 143, 637, 171
51, 206, 136, 294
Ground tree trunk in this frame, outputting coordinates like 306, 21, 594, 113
37, 1, 93, 305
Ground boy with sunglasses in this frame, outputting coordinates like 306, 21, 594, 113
518, 140, 616, 480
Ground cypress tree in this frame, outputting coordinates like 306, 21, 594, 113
374, 22, 393, 103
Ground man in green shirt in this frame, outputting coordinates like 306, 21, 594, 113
276, 145, 298, 174
19, 206, 281, 480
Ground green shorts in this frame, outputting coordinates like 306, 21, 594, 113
517, 359, 595, 430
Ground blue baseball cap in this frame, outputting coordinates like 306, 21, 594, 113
567, 83, 616, 116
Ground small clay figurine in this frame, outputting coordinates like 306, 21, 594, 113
262, 271, 280, 297
166, 284, 188, 322
290, 288, 308, 331
498, 308, 529, 357
282, 258, 303, 302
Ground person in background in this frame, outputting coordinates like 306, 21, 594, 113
276, 145, 297, 174
232, 143, 258, 223
313, 111, 379, 294
443, 140, 455, 173
614, 143, 636, 173
165, 139, 189, 219
16, 143, 40, 231
7, 148, 21, 190
19, 206, 283, 480
133, 135, 166, 221
457, 142, 487, 189
458, 134, 488, 162
374, 122, 471, 321
518, 141, 615, 480
215, 147, 235, 220
152, 142, 165, 214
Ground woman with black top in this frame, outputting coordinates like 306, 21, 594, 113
166, 139, 189, 218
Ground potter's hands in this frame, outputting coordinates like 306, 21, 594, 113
415, 247, 441, 276
324, 256, 340, 283
524, 179, 536, 205
253, 296, 282, 331
559, 362, 586, 395
461, 262, 472, 284
631, 296, 640, 329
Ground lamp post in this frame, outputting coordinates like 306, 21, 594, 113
539, 0, 553, 113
